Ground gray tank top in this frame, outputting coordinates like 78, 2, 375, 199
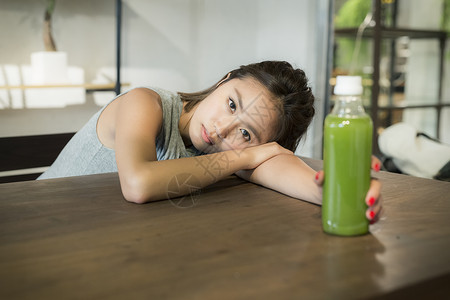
38, 87, 197, 179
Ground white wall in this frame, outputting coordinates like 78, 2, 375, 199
0, 0, 327, 157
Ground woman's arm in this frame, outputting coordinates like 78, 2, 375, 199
236, 154, 322, 205
111, 88, 291, 203
236, 154, 383, 223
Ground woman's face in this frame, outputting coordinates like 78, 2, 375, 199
187, 77, 280, 154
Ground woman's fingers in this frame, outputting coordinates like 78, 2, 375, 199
369, 156, 383, 224
365, 178, 383, 224
368, 199, 383, 224
316, 156, 380, 187
371, 155, 381, 172
365, 178, 381, 206
316, 157, 383, 224
314, 170, 324, 186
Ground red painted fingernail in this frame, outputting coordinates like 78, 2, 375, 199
368, 196, 375, 206
315, 172, 319, 180
369, 210, 375, 220
374, 163, 380, 172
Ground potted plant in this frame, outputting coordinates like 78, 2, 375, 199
31, 0, 69, 85
43, 0, 57, 51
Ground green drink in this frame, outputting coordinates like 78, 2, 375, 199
322, 76, 373, 236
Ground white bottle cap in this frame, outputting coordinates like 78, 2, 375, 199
334, 76, 363, 95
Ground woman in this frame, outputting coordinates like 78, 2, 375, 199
39, 61, 382, 222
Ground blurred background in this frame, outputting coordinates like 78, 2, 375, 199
0, 0, 449, 160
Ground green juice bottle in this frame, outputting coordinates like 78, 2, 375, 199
322, 76, 373, 236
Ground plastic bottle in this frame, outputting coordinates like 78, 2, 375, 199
322, 76, 373, 236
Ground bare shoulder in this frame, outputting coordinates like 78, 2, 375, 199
119, 87, 162, 110
115, 87, 164, 133
98, 88, 164, 149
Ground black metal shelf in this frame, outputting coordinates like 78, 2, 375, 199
331, 0, 447, 154
367, 103, 450, 111
114, 0, 122, 95
88, 0, 122, 95
335, 26, 447, 40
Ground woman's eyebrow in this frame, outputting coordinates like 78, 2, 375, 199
234, 87, 244, 111
234, 87, 261, 142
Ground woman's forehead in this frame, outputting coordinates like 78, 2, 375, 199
225, 77, 276, 106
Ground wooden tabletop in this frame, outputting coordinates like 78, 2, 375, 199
1, 158, 449, 299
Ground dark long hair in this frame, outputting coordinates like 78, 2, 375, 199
178, 61, 315, 151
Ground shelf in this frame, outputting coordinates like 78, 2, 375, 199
335, 26, 447, 40
376, 103, 450, 110
329, 77, 373, 87
329, 0, 447, 154
0, 83, 130, 93
1, 1, 123, 96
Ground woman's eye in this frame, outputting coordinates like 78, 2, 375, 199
240, 129, 251, 141
228, 98, 236, 112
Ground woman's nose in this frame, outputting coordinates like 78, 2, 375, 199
215, 116, 236, 139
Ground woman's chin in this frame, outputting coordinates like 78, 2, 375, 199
192, 140, 216, 154
201, 146, 217, 154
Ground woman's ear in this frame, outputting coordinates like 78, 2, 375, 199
216, 73, 231, 87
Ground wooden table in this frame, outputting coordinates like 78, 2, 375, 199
1, 158, 449, 299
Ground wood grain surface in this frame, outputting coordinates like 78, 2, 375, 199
0, 158, 449, 299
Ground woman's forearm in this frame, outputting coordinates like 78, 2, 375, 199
120, 150, 247, 203
236, 154, 322, 205
119, 142, 292, 203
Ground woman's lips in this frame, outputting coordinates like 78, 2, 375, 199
201, 125, 213, 145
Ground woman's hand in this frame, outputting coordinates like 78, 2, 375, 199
314, 156, 383, 224
241, 142, 293, 170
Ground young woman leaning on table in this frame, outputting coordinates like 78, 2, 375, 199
38, 61, 382, 223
